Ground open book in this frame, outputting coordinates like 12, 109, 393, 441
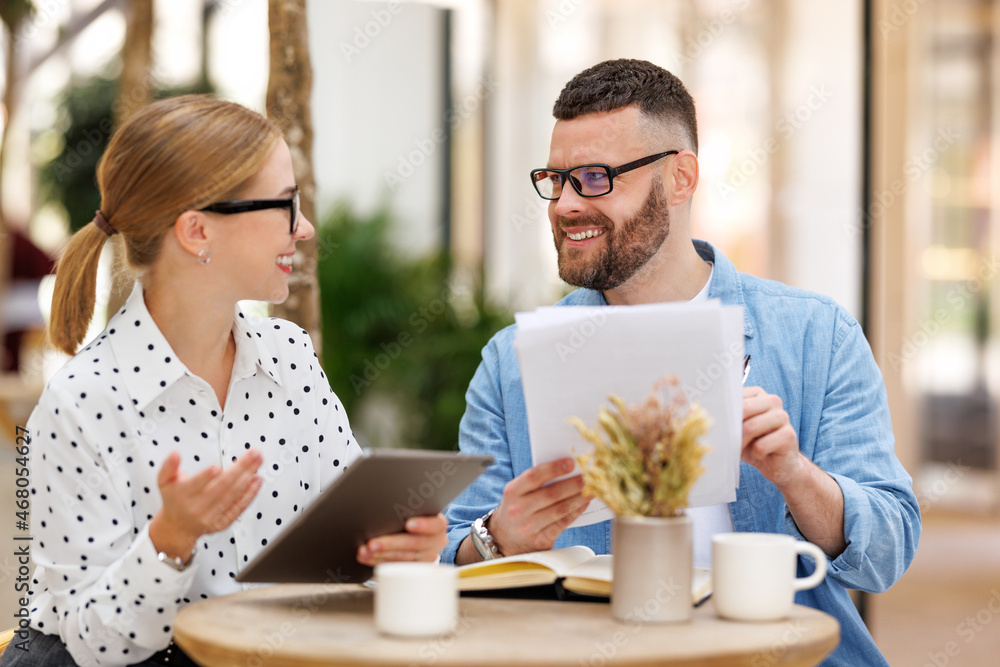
457, 546, 712, 605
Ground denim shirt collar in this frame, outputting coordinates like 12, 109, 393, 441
698, 239, 754, 339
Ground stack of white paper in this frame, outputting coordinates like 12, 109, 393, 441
513, 300, 743, 528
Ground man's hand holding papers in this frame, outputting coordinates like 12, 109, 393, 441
487, 458, 590, 556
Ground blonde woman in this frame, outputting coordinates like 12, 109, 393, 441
1, 96, 446, 667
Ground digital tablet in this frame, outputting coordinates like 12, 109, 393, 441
236, 449, 493, 584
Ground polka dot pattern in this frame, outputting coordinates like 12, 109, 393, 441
24, 283, 361, 665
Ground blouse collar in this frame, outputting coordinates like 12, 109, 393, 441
100, 283, 283, 411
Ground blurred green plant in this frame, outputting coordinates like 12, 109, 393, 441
38, 76, 115, 233
0, 0, 34, 27
38, 74, 212, 233
317, 203, 513, 450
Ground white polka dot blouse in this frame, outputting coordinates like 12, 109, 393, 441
24, 282, 362, 666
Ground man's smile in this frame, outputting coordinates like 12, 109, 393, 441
562, 227, 607, 242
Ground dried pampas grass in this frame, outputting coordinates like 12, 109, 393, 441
570, 375, 711, 518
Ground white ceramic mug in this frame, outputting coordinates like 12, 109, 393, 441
712, 532, 827, 622
374, 562, 458, 637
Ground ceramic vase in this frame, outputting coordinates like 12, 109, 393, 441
611, 514, 693, 624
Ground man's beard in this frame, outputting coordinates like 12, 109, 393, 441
555, 176, 670, 292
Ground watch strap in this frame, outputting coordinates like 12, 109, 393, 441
470, 508, 502, 560
157, 549, 195, 572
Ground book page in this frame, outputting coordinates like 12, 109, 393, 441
560, 555, 612, 596
562, 554, 612, 582
457, 546, 597, 591
692, 567, 713, 606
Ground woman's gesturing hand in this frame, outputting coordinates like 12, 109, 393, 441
150, 450, 264, 562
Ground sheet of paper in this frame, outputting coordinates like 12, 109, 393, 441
513, 300, 743, 527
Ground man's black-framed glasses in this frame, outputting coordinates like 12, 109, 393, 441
529, 150, 680, 200
200, 187, 301, 235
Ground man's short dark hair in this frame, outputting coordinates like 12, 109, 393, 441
552, 59, 698, 153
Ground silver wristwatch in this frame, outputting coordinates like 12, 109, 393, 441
470, 508, 502, 560
157, 549, 195, 572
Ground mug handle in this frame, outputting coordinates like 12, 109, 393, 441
792, 541, 828, 591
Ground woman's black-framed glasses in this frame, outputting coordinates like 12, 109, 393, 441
529, 150, 680, 200
200, 187, 301, 235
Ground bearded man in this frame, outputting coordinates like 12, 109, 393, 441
441, 59, 919, 667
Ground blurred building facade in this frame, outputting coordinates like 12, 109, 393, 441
3, 0, 1000, 511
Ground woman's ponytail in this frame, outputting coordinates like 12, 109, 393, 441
48, 219, 113, 356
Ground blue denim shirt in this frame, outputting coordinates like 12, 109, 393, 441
443, 240, 920, 666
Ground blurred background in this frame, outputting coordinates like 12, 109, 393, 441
0, 0, 998, 663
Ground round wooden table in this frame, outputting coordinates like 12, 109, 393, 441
174, 584, 839, 667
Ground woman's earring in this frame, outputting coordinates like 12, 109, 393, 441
198, 249, 211, 266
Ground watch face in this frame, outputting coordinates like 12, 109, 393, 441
158, 551, 190, 571
470, 524, 490, 560
471, 517, 501, 560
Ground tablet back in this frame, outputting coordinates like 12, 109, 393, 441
236, 449, 492, 584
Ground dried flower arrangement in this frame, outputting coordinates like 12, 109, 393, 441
569, 376, 711, 518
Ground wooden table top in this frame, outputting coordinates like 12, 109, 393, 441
174, 584, 839, 667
